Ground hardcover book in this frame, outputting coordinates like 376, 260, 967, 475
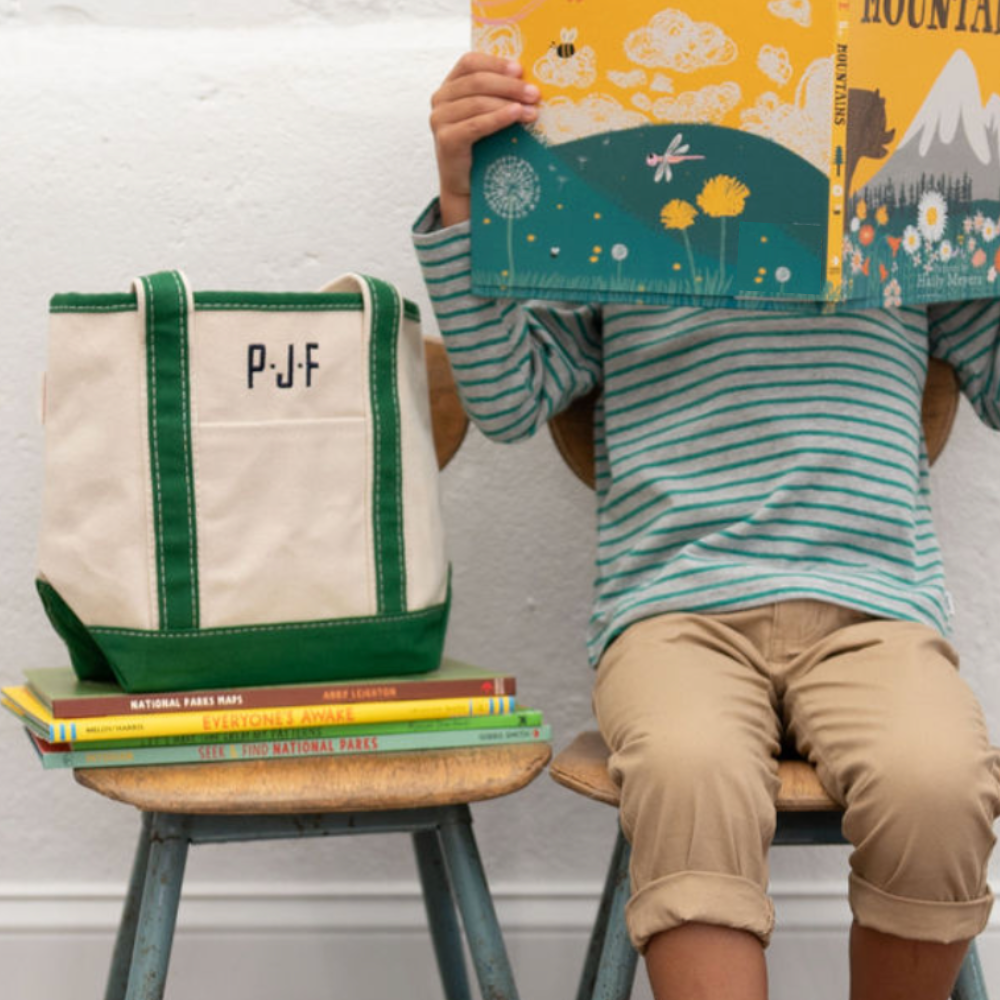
470, 0, 1000, 309
23, 658, 516, 719
26, 723, 552, 770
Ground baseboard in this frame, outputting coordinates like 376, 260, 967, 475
0, 881, 996, 1000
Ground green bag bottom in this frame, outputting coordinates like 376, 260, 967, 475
37, 579, 450, 694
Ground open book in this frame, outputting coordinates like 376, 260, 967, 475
470, 0, 1000, 309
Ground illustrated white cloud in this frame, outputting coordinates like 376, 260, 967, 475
473, 22, 523, 60
651, 73, 675, 93
608, 69, 647, 88
625, 9, 737, 72
531, 93, 647, 144
768, 0, 812, 27
653, 82, 742, 123
740, 57, 832, 171
758, 45, 793, 87
535, 44, 598, 89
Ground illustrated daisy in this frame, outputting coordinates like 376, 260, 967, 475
981, 219, 997, 243
939, 240, 954, 263
902, 225, 922, 256
883, 278, 902, 308
917, 190, 948, 243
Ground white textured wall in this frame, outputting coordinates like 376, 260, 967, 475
1, 3, 999, 997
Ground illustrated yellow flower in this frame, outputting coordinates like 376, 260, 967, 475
875, 205, 889, 226
696, 175, 750, 218
660, 199, 698, 231
856, 199, 868, 220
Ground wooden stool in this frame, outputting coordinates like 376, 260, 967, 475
71, 340, 553, 1000
546, 358, 991, 1000
77, 743, 550, 1000
550, 732, 991, 1000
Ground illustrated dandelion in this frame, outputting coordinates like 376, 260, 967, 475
660, 199, 699, 285
917, 190, 948, 244
696, 174, 750, 285
775, 265, 791, 292
483, 155, 541, 285
612, 243, 629, 283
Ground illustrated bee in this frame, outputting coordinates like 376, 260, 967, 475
551, 28, 577, 59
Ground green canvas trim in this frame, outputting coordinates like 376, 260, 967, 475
90, 592, 450, 693
140, 271, 200, 631
51, 290, 420, 322
364, 275, 407, 615
36, 580, 115, 682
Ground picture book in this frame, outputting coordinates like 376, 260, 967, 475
470, 0, 1000, 309
26, 723, 552, 770
23, 658, 516, 719
1, 685, 518, 743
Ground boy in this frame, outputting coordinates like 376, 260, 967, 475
413, 52, 1000, 1000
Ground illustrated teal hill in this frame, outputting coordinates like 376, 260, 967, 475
471, 123, 831, 306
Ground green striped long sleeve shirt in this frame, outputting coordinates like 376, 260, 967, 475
413, 202, 1000, 666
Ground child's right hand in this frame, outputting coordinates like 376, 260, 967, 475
429, 53, 540, 227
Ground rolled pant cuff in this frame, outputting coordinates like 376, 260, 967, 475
850, 873, 994, 944
626, 870, 775, 952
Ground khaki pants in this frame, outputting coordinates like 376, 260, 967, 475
592, 601, 1000, 951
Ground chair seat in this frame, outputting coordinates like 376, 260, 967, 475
74, 742, 552, 815
550, 730, 839, 812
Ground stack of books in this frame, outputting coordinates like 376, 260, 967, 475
1, 659, 550, 770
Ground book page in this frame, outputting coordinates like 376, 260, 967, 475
471, 0, 839, 308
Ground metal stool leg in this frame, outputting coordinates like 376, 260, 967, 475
105, 812, 154, 1000
413, 827, 474, 1000
124, 812, 190, 1000
953, 939, 990, 1000
590, 830, 639, 1000
437, 805, 520, 1000
576, 826, 636, 1000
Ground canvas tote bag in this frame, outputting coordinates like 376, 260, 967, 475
36, 270, 450, 693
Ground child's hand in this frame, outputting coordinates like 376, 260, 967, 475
430, 53, 540, 227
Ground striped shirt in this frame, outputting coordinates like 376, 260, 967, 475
413, 202, 1000, 666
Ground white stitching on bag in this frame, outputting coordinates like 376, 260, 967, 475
145, 277, 170, 629
172, 272, 199, 626
91, 603, 445, 638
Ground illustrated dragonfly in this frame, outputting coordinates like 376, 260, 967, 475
646, 133, 705, 183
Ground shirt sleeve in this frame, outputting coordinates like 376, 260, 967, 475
928, 298, 1000, 429
411, 200, 602, 443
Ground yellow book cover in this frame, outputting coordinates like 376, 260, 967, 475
1, 686, 518, 743
470, 0, 1000, 309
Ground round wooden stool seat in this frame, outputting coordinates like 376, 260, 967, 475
75, 742, 552, 815
550, 730, 839, 813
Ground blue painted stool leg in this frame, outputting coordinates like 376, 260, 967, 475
590, 831, 639, 1000
437, 806, 520, 1000
124, 812, 189, 1000
953, 940, 990, 1000
412, 828, 473, 1000
576, 827, 634, 1000
105, 812, 154, 1000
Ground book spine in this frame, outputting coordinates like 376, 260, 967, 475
825, 4, 852, 299
42, 674, 516, 718
51, 695, 519, 743
36, 724, 552, 769
74, 709, 546, 750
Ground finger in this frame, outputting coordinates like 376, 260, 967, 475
433, 71, 538, 112
435, 101, 538, 159
431, 92, 534, 130
442, 51, 523, 85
